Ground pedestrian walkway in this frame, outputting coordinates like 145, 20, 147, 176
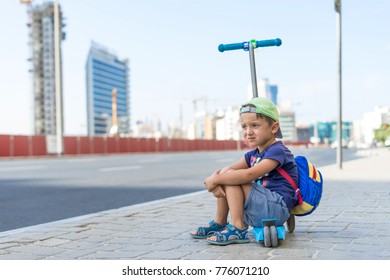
0, 148, 389, 260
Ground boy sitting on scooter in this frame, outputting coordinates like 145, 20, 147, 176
190, 97, 298, 245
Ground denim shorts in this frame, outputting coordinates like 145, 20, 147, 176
243, 183, 290, 227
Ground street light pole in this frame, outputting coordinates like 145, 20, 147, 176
54, 0, 64, 155
335, 0, 343, 169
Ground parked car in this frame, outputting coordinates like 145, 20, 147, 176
330, 139, 348, 149
385, 136, 390, 147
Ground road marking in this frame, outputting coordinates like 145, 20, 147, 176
99, 165, 142, 172
0, 165, 47, 172
64, 158, 96, 163
138, 158, 163, 163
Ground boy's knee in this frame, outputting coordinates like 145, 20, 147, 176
224, 184, 242, 193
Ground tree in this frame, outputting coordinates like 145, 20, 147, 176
374, 123, 390, 143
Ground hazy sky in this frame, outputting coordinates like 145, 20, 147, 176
1, 0, 389, 135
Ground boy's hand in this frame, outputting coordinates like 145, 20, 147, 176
204, 169, 221, 192
211, 186, 226, 198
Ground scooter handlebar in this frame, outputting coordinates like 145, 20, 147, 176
218, 38, 282, 52
218, 42, 246, 52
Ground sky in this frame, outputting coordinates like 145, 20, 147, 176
0, 0, 389, 135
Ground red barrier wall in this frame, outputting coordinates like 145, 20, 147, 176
64, 137, 78, 155
13, 136, 30, 157
118, 138, 128, 153
31, 135, 46, 156
0, 134, 266, 158
79, 137, 92, 154
93, 137, 105, 154
0, 135, 11, 157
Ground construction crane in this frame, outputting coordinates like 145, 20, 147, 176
192, 96, 208, 114
109, 88, 118, 136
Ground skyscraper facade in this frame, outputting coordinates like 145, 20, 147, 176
27, 2, 65, 135
86, 43, 130, 135
258, 78, 278, 105
269, 85, 278, 106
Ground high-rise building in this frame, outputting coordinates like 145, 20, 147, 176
279, 110, 297, 142
269, 85, 278, 106
215, 107, 241, 141
26, 2, 65, 135
258, 78, 278, 105
86, 42, 130, 135
310, 121, 352, 145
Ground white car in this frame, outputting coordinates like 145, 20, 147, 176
330, 140, 348, 149
385, 137, 390, 147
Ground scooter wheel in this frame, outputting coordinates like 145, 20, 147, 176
263, 226, 271, 247
270, 225, 279, 247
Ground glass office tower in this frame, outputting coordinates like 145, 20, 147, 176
86, 42, 130, 135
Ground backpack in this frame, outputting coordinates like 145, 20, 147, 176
277, 156, 323, 216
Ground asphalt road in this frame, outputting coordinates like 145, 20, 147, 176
0, 147, 360, 232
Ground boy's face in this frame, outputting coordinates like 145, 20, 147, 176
240, 112, 279, 149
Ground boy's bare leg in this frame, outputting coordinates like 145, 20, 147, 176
213, 167, 233, 225
224, 184, 247, 229
207, 184, 250, 241
190, 167, 235, 236
190, 193, 228, 236
214, 196, 229, 225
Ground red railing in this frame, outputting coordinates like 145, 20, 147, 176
0, 135, 243, 158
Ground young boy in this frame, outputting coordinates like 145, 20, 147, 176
190, 97, 298, 245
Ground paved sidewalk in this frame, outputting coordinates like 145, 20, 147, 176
0, 148, 389, 260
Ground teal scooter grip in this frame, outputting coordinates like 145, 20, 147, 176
218, 42, 246, 52
255, 38, 282, 48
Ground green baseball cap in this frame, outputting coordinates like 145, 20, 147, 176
240, 97, 283, 138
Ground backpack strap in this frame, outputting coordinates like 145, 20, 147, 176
276, 167, 303, 206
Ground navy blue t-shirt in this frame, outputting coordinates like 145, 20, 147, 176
244, 141, 299, 210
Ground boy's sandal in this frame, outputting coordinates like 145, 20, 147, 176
206, 223, 250, 246
190, 220, 227, 239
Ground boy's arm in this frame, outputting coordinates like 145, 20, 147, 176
215, 156, 249, 175
204, 157, 248, 191
225, 156, 249, 171
205, 158, 279, 191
